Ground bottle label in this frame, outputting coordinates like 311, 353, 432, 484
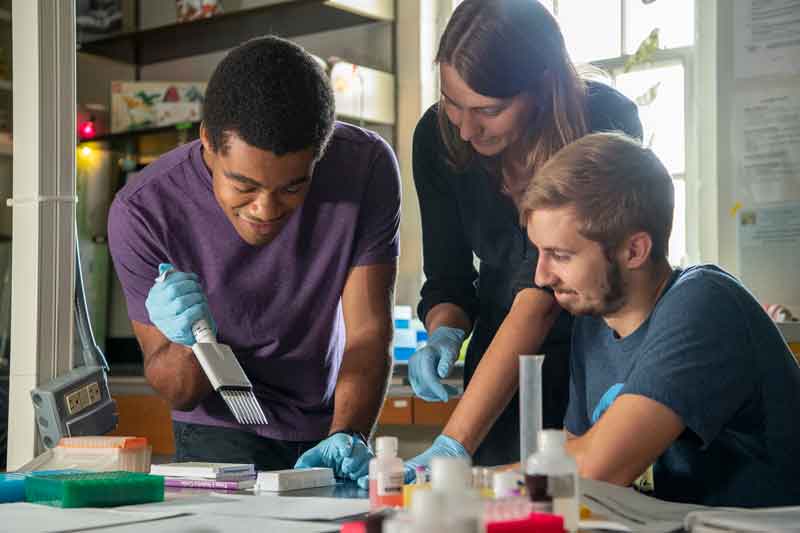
548, 474, 576, 498
526, 473, 575, 508
377, 471, 403, 496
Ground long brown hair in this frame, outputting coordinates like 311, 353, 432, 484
436, 0, 588, 204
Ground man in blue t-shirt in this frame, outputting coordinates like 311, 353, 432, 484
520, 132, 800, 507
108, 37, 400, 478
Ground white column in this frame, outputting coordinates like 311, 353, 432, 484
692, 0, 720, 265
7, 0, 77, 469
395, 0, 450, 310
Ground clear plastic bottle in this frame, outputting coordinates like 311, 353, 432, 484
430, 457, 482, 533
369, 436, 404, 510
525, 430, 579, 532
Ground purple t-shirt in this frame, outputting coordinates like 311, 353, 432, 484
108, 123, 400, 441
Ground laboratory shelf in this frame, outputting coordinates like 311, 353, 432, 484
78, 0, 389, 66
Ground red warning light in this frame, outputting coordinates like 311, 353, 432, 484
79, 120, 96, 140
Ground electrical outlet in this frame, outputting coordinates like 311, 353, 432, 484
86, 382, 101, 405
65, 388, 84, 415
65, 381, 103, 415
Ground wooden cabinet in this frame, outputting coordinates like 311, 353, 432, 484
377, 396, 460, 427
378, 397, 413, 425
412, 398, 459, 427
110, 395, 175, 455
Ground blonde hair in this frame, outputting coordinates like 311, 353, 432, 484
520, 132, 674, 263
436, 0, 588, 204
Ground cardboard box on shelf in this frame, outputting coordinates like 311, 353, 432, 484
110, 81, 206, 133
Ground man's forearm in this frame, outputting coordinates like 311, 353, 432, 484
137, 331, 213, 410
329, 341, 392, 437
443, 289, 560, 453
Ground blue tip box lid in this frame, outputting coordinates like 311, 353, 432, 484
0, 473, 25, 503
1, 470, 85, 503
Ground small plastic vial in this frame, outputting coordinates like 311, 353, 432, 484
402, 465, 430, 508
493, 470, 523, 499
525, 430, 579, 532
369, 436, 404, 510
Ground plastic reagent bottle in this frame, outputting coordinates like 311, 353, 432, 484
525, 429, 579, 532
430, 457, 481, 532
369, 436, 404, 510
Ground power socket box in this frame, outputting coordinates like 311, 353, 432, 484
31, 366, 117, 448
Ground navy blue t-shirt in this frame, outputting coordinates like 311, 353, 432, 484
565, 265, 800, 507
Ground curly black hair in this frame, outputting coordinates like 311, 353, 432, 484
203, 35, 335, 158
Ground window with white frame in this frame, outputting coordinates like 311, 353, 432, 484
547, 0, 694, 266
452, 0, 694, 265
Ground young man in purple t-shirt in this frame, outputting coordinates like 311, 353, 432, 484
108, 36, 400, 480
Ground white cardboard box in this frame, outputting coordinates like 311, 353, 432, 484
255, 468, 335, 492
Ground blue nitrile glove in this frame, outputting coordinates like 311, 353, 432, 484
145, 263, 217, 346
591, 383, 625, 424
295, 432, 374, 481
408, 326, 467, 402
357, 434, 468, 489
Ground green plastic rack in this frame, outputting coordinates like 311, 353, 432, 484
25, 471, 164, 508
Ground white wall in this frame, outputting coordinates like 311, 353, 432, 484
695, 0, 800, 310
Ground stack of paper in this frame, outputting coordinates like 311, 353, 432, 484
580, 478, 710, 533
685, 506, 800, 532
5, 503, 188, 533
150, 462, 256, 490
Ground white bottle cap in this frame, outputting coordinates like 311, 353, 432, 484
492, 470, 523, 498
431, 456, 471, 492
537, 429, 566, 451
376, 436, 398, 457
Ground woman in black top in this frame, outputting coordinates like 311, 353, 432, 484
405, 0, 643, 470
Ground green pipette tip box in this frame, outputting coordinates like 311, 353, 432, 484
25, 471, 164, 508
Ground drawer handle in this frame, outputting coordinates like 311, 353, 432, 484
392, 400, 409, 408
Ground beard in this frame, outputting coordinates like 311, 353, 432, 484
557, 259, 627, 317
595, 258, 626, 316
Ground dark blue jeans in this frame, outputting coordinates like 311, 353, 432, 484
173, 421, 320, 471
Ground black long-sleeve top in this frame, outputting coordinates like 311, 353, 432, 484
414, 81, 644, 360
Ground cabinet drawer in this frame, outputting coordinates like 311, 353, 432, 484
412, 398, 459, 426
110, 395, 175, 455
379, 397, 413, 425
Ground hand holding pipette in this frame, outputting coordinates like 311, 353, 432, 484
147, 263, 267, 425
146, 263, 217, 346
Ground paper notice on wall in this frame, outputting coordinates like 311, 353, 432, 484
734, 89, 800, 205
737, 203, 800, 310
734, 0, 800, 79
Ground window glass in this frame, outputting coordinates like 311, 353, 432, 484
558, 0, 622, 63
624, 0, 694, 55
615, 63, 685, 175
